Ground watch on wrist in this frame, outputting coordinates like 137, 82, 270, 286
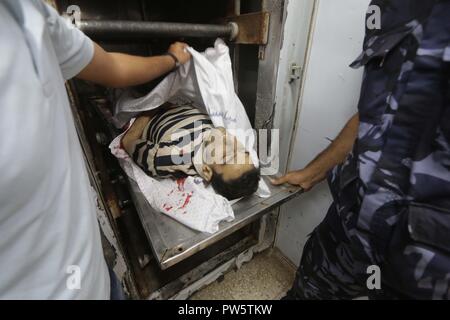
166, 52, 181, 69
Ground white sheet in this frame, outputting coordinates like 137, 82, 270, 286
109, 39, 270, 234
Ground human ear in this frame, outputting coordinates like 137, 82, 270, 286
202, 165, 213, 182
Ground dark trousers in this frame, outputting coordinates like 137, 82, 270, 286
284, 204, 400, 300
284, 202, 450, 300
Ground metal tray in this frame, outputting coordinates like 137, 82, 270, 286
128, 176, 303, 270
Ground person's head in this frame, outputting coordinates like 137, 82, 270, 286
200, 128, 260, 200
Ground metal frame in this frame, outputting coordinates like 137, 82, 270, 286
66, 82, 139, 298
135, 0, 292, 294
225, 11, 270, 44
149, 236, 255, 299
254, 0, 286, 130
249, 0, 289, 260
62, 0, 292, 299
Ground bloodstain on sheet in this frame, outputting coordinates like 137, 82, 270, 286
180, 192, 193, 210
176, 177, 187, 191
162, 204, 173, 212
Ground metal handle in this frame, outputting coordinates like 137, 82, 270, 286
78, 20, 239, 41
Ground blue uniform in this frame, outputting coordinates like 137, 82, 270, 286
287, 0, 450, 299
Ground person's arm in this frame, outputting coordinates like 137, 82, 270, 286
121, 113, 162, 178
271, 113, 359, 191
76, 42, 191, 88
122, 112, 157, 156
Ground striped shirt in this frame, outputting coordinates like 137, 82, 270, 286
130, 104, 214, 178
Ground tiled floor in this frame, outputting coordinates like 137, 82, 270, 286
190, 249, 296, 300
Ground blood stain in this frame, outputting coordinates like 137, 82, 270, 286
180, 192, 193, 209
176, 177, 187, 191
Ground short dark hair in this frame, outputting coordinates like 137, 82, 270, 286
210, 167, 261, 200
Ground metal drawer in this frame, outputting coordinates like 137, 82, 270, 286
128, 176, 303, 270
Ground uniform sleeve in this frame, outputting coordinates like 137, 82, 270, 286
40, 2, 94, 80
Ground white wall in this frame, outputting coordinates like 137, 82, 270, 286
274, 0, 370, 266
272, 0, 316, 174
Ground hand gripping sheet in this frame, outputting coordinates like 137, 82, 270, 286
109, 39, 271, 234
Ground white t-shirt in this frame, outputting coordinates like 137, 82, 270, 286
0, 0, 110, 299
